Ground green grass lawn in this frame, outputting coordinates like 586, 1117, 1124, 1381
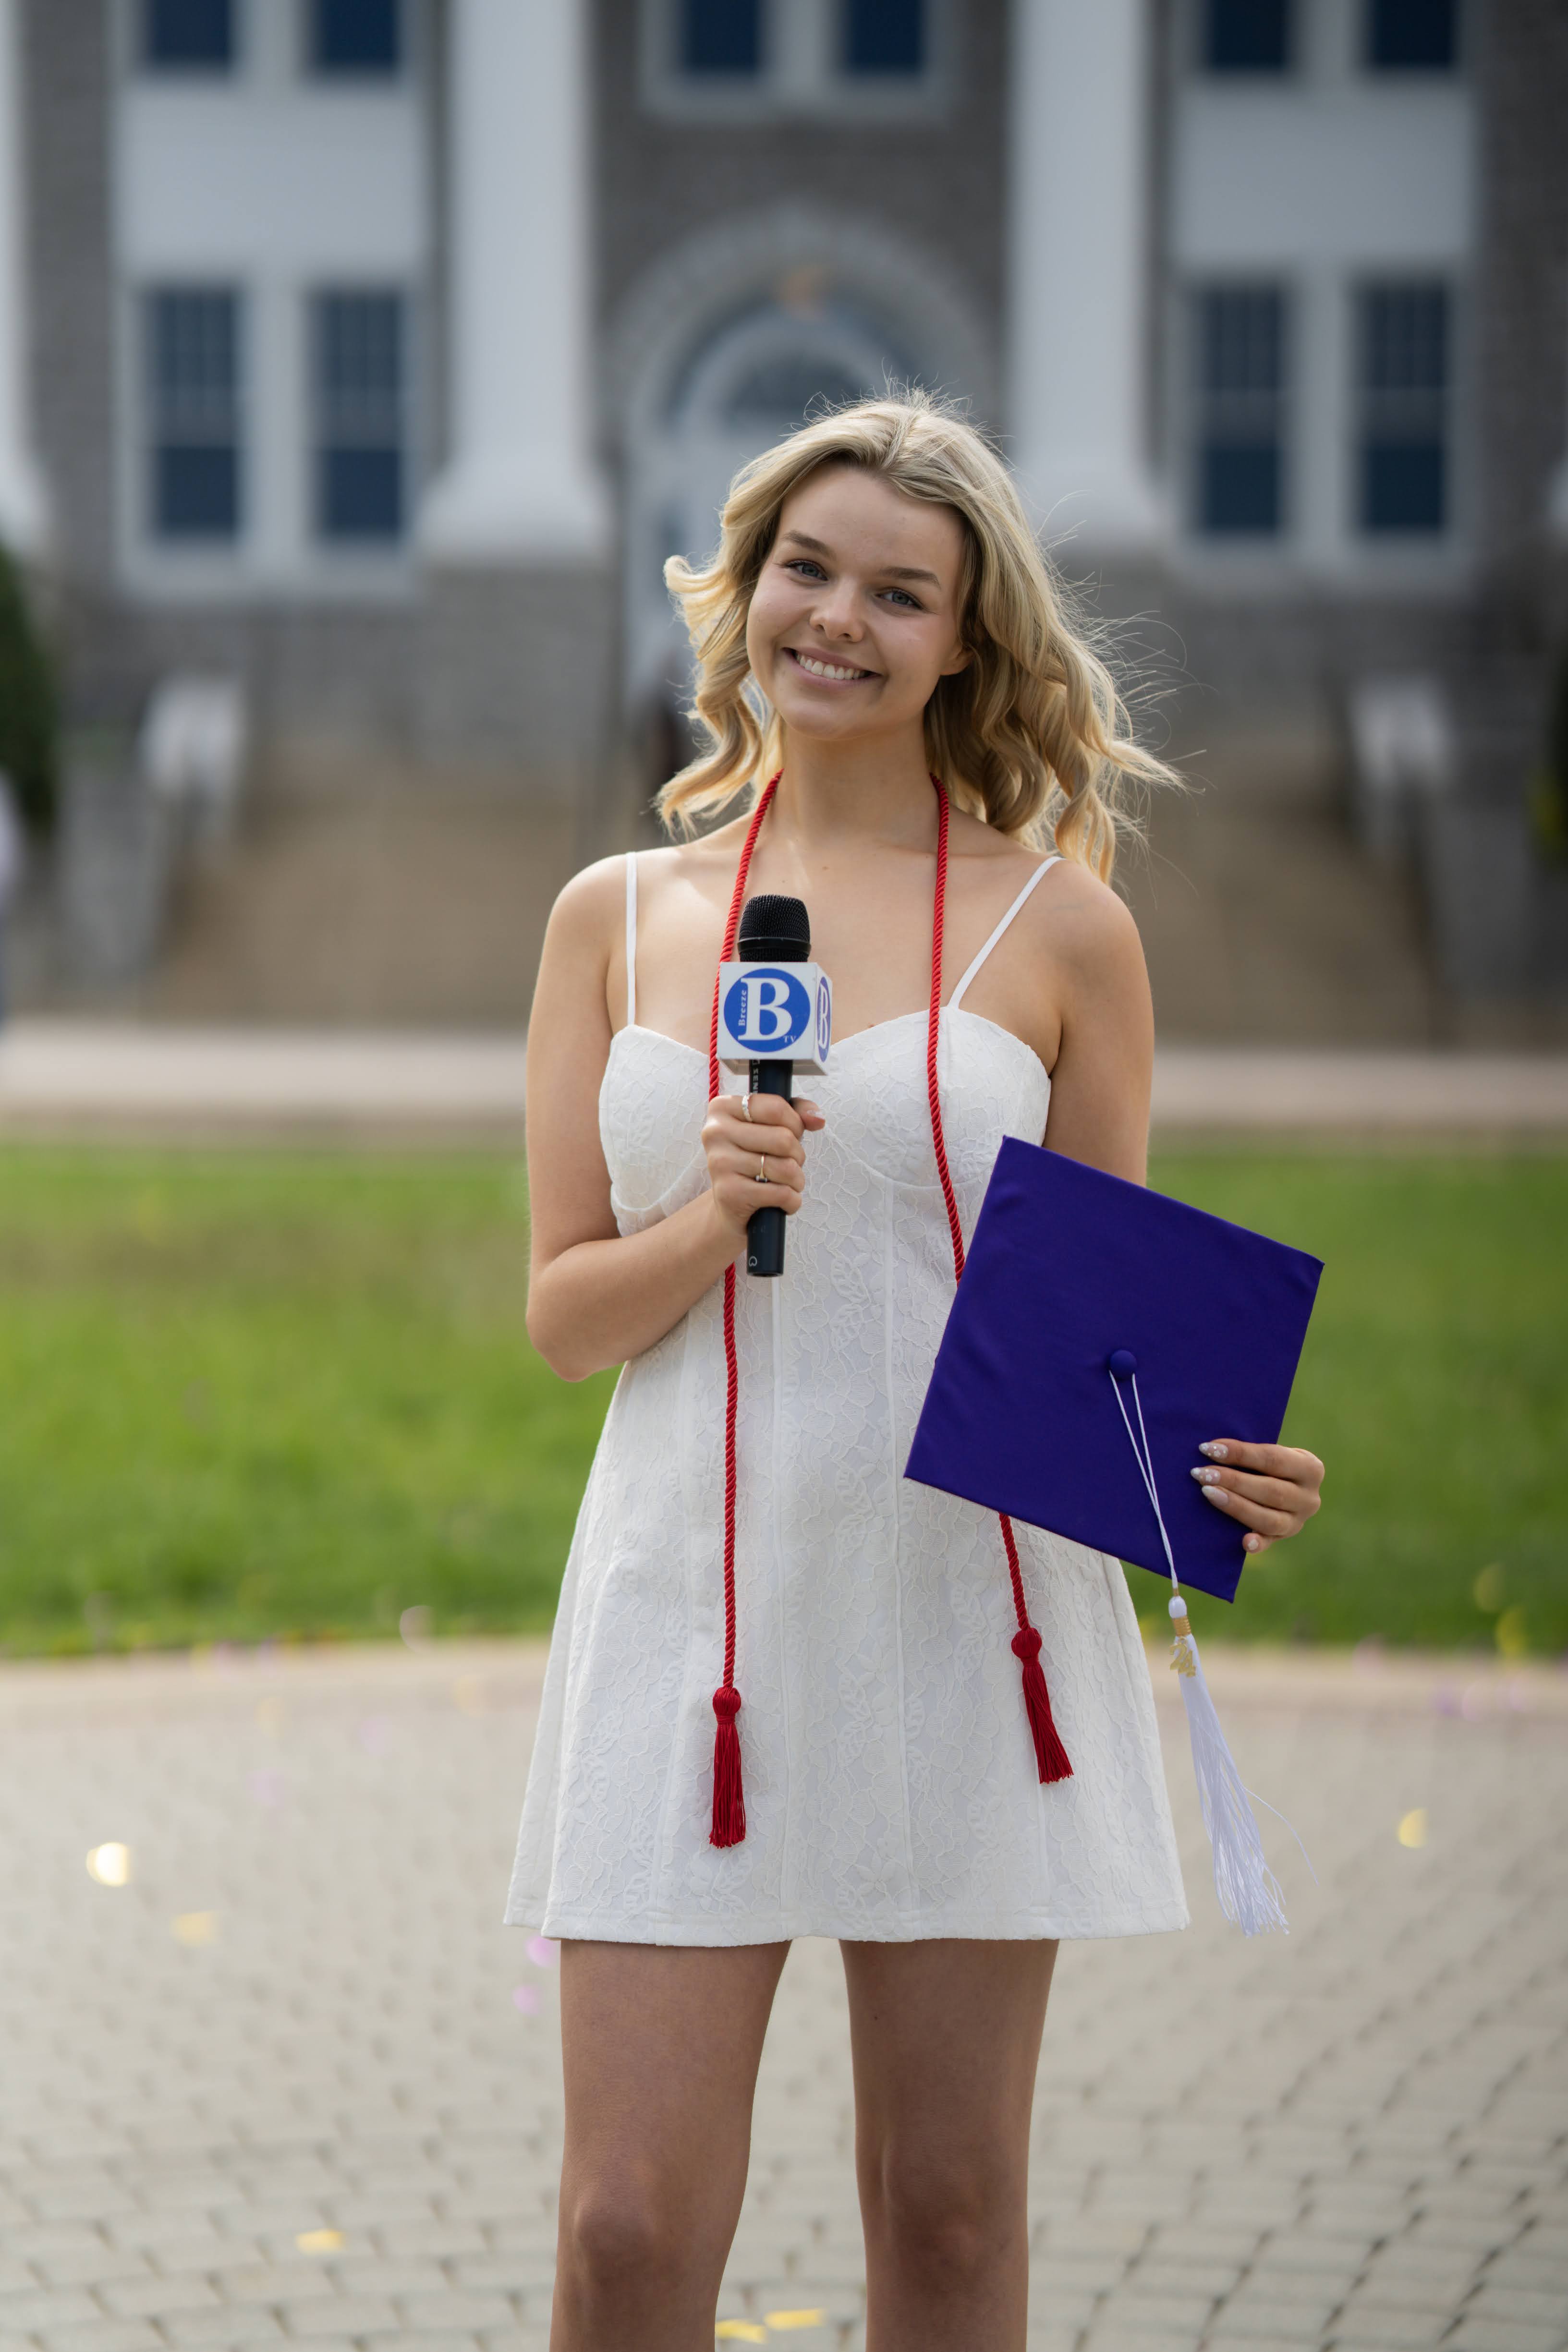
0, 1143, 1561, 1659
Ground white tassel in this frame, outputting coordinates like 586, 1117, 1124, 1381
1169, 1595, 1288, 1936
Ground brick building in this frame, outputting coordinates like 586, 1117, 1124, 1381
0, 0, 1563, 1019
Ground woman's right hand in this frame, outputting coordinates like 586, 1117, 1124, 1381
702, 1091, 826, 1249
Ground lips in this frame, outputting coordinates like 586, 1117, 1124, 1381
784, 647, 875, 683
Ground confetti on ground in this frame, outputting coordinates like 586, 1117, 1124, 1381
85, 1842, 131, 1886
525, 1934, 559, 1968
453, 1676, 486, 1715
715, 2326, 766, 2344
512, 1984, 540, 2015
170, 1911, 219, 1946
1398, 1807, 1428, 1848
765, 2314, 827, 2331
247, 1767, 285, 1806
357, 1716, 392, 1754
295, 2230, 344, 2255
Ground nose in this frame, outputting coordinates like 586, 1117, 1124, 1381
809, 579, 863, 642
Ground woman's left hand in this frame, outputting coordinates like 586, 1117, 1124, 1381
1190, 1441, 1324, 1556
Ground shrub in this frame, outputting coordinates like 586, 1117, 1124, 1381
0, 541, 59, 832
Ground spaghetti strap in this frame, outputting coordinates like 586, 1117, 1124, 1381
948, 856, 1062, 1010
624, 853, 638, 1029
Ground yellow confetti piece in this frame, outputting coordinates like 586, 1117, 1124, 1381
85, 1843, 132, 1887
295, 2229, 343, 2255
1397, 1808, 1427, 1849
1495, 1605, 1529, 1660
453, 1676, 486, 1716
170, 1911, 219, 1946
766, 2315, 827, 2332
715, 2326, 767, 2343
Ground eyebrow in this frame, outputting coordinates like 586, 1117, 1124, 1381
778, 530, 943, 590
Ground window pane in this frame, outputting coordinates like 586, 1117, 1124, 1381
844, 0, 924, 75
316, 291, 406, 542
1367, 0, 1456, 68
681, 0, 762, 74
144, 0, 233, 68
146, 288, 241, 540
1194, 285, 1286, 536
312, 0, 401, 73
1358, 283, 1447, 533
1205, 0, 1290, 71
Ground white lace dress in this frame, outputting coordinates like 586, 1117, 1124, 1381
505, 855, 1188, 1945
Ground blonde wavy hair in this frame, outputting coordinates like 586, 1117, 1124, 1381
659, 388, 1175, 880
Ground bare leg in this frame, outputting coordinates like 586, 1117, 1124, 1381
550, 1938, 790, 2352
841, 1937, 1058, 2352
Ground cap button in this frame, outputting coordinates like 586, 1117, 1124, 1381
1108, 1349, 1138, 1381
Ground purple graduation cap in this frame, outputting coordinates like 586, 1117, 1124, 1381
905, 1138, 1324, 1933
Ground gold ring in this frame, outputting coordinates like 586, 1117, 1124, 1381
757, 1153, 767, 1184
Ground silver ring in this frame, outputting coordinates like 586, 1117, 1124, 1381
756, 1153, 767, 1184
741, 1092, 753, 1123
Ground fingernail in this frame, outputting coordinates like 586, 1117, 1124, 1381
1190, 1466, 1221, 1485
1199, 1442, 1228, 1460
1244, 1533, 1262, 1552
1201, 1484, 1229, 1506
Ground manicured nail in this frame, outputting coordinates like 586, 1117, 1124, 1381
1244, 1533, 1263, 1552
1201, 1484, 1230, 1506
1199, 1442, 1228, 1460
1191, 1466, 1222, 1485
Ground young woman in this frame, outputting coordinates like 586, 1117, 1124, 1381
510, 394, 1325, 2351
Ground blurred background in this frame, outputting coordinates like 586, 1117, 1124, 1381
0, 0, 1562, 1662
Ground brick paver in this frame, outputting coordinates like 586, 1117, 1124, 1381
0, 1640, 1564, 2350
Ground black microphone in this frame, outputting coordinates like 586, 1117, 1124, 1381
737, 893, 811, 1277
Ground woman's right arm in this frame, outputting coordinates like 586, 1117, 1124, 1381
523, 861, 822, 1382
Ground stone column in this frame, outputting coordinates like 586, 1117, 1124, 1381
420, 0, 607, 559
1006, 0, 1163, 549
0, 0, 45, 551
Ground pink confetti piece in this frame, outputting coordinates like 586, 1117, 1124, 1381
512, 1985, 540, 2015
1433, 1684, 1460, 1717
247, 1768, 285, 1808
525, 1935, 559, 1969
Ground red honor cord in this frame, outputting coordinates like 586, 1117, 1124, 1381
705, 773, 1069, 1850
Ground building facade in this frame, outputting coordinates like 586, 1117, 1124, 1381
1, 0, 1564, 960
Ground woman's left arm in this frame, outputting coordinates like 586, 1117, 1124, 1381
1039, 867, 1325, 1556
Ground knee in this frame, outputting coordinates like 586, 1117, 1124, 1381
873, 2158, 1020, 2292
563, 2174, 689, 2294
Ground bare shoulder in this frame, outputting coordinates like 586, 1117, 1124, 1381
1025, 853, 1146, 991
547, 851, 629, 950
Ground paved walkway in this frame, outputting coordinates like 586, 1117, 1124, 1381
0, 1639, 1564, 2351
0, 1024, 1567, 1141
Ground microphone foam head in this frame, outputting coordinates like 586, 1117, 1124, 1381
738, 893, 810, 963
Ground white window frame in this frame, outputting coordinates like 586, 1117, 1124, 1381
306, 280, 421, 554
640, 0, 953, 125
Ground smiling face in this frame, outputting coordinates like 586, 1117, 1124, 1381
744, 462, 972, 751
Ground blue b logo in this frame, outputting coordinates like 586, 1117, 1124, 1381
723, 969, 812, 1054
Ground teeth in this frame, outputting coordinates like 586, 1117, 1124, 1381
795, 652, 866, 680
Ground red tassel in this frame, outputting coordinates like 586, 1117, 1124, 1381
1011, 1628, 1073, 1784
710, 1686, 746, 1847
